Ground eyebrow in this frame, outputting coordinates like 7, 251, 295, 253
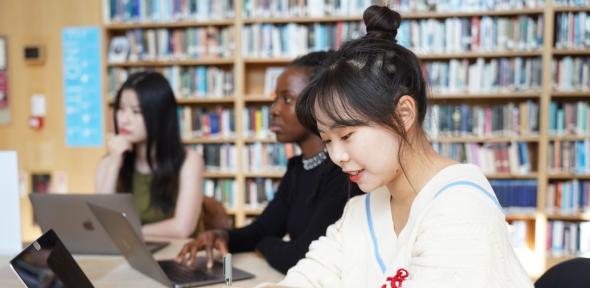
317, 120, 349, 134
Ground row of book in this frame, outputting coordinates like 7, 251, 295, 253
242, 22, 364, 58
554, 12, 590, 50
108, 66, 234, 99
108, 27, 234, 62
104, 0, 235, 22
491, 179, 537, 213
178, 106, 235, 139
243, 0, 376, 18
204, 179, 236, 208
552, 57, 590, 92
397, 16, 544, 54
555, 0, 590, 6
245, 178, 280, 209
424, 102, 540, 137
547, 221, 590, 256
189, 144, 237, 172
243, 105, 272, 139
546, 180, 590, 215
548, 140, 590, 174
432, 142, 532, 174
242, 143, 301, 172
423, 57, 542, 94
548, 101, 590, 136
389, 0, 544, 12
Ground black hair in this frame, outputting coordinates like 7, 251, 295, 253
295, 5, 429, 191
114, 71, 185, 214
296, 5, 428, 141
288, 50, 334, 71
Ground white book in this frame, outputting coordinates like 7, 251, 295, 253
107, 36, 130, 63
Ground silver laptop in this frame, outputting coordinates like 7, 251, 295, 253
29, 193, 168, 255
88, 203, 255, 288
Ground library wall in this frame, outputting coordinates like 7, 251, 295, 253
0, 0, 104, 240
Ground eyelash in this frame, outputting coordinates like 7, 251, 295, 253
321, 132, 353, 145
341, 132, 353, 141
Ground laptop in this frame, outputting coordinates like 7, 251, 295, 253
10, 229, 94, 288
88, 203, 255, 288
29, 193, 168, 255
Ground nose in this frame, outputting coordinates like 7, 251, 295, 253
270, 98, 280, 117
327, 142, 349, 167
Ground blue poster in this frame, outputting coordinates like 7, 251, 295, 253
62, 27, 103, 147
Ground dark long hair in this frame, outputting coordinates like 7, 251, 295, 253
114, 71, 185, 214
296, 5, 429, 190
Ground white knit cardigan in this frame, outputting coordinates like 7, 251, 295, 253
278, 164, 534, 288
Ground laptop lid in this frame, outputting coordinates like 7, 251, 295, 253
88, 203, 255, 288
29, 193, 142, 254
87, 202, 173, 287
0, 151, 22, 256
10, 229, 94, 288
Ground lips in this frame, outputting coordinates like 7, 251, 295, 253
270, 122, 282, 132
119, 128, 131, 135
344, 169, 364, 183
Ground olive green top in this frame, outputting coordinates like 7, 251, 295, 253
132, 171, 171, 224
131, 170, 204, 235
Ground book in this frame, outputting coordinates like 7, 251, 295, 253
107, 36, 130, 63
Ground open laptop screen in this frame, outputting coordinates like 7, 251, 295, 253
9, 229, 93, 288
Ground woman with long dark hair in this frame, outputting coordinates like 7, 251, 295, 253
95, 71, 206, 238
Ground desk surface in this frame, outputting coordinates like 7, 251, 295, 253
0, 239, 284, 287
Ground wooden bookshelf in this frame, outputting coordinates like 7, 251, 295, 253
506, 213, 537, 221
203, 172, 237, 178
486, 173, 539, 179
244, 95, 275, 103
429, 135, 540, 143
547, 135, 590, 141
401, 8, 545, 19
243, 58, 294, 64
108, 97, 236, 105
107, 59, 235, 67
546, 213, 590, 221
553, 49, 590, 56
417, 50, 543, 60
182, 137, 236, 144
101, 1, 590, 275
554, 6, 590, 13
547, 173, 590, 180
428, 91, 541, 100
243, 15, 363, 24
105, 19, 235, 29
244, 172, 284, 178
552, 91, 590, 97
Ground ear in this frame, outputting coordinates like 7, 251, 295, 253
395, 95, 417, 132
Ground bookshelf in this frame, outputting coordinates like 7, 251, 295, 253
101, 0, 590, 276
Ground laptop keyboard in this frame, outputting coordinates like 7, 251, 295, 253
159, 260, 219, 284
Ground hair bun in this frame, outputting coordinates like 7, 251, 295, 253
363, 5, 401, 42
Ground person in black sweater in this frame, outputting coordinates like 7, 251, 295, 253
176, 51, 362, 273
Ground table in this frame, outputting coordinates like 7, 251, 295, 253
0, 239, 284, 287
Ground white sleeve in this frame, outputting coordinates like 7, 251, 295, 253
277, 197, 357, 288
404, 189, 533, 288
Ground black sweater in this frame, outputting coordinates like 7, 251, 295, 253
227, 155, 362, 273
